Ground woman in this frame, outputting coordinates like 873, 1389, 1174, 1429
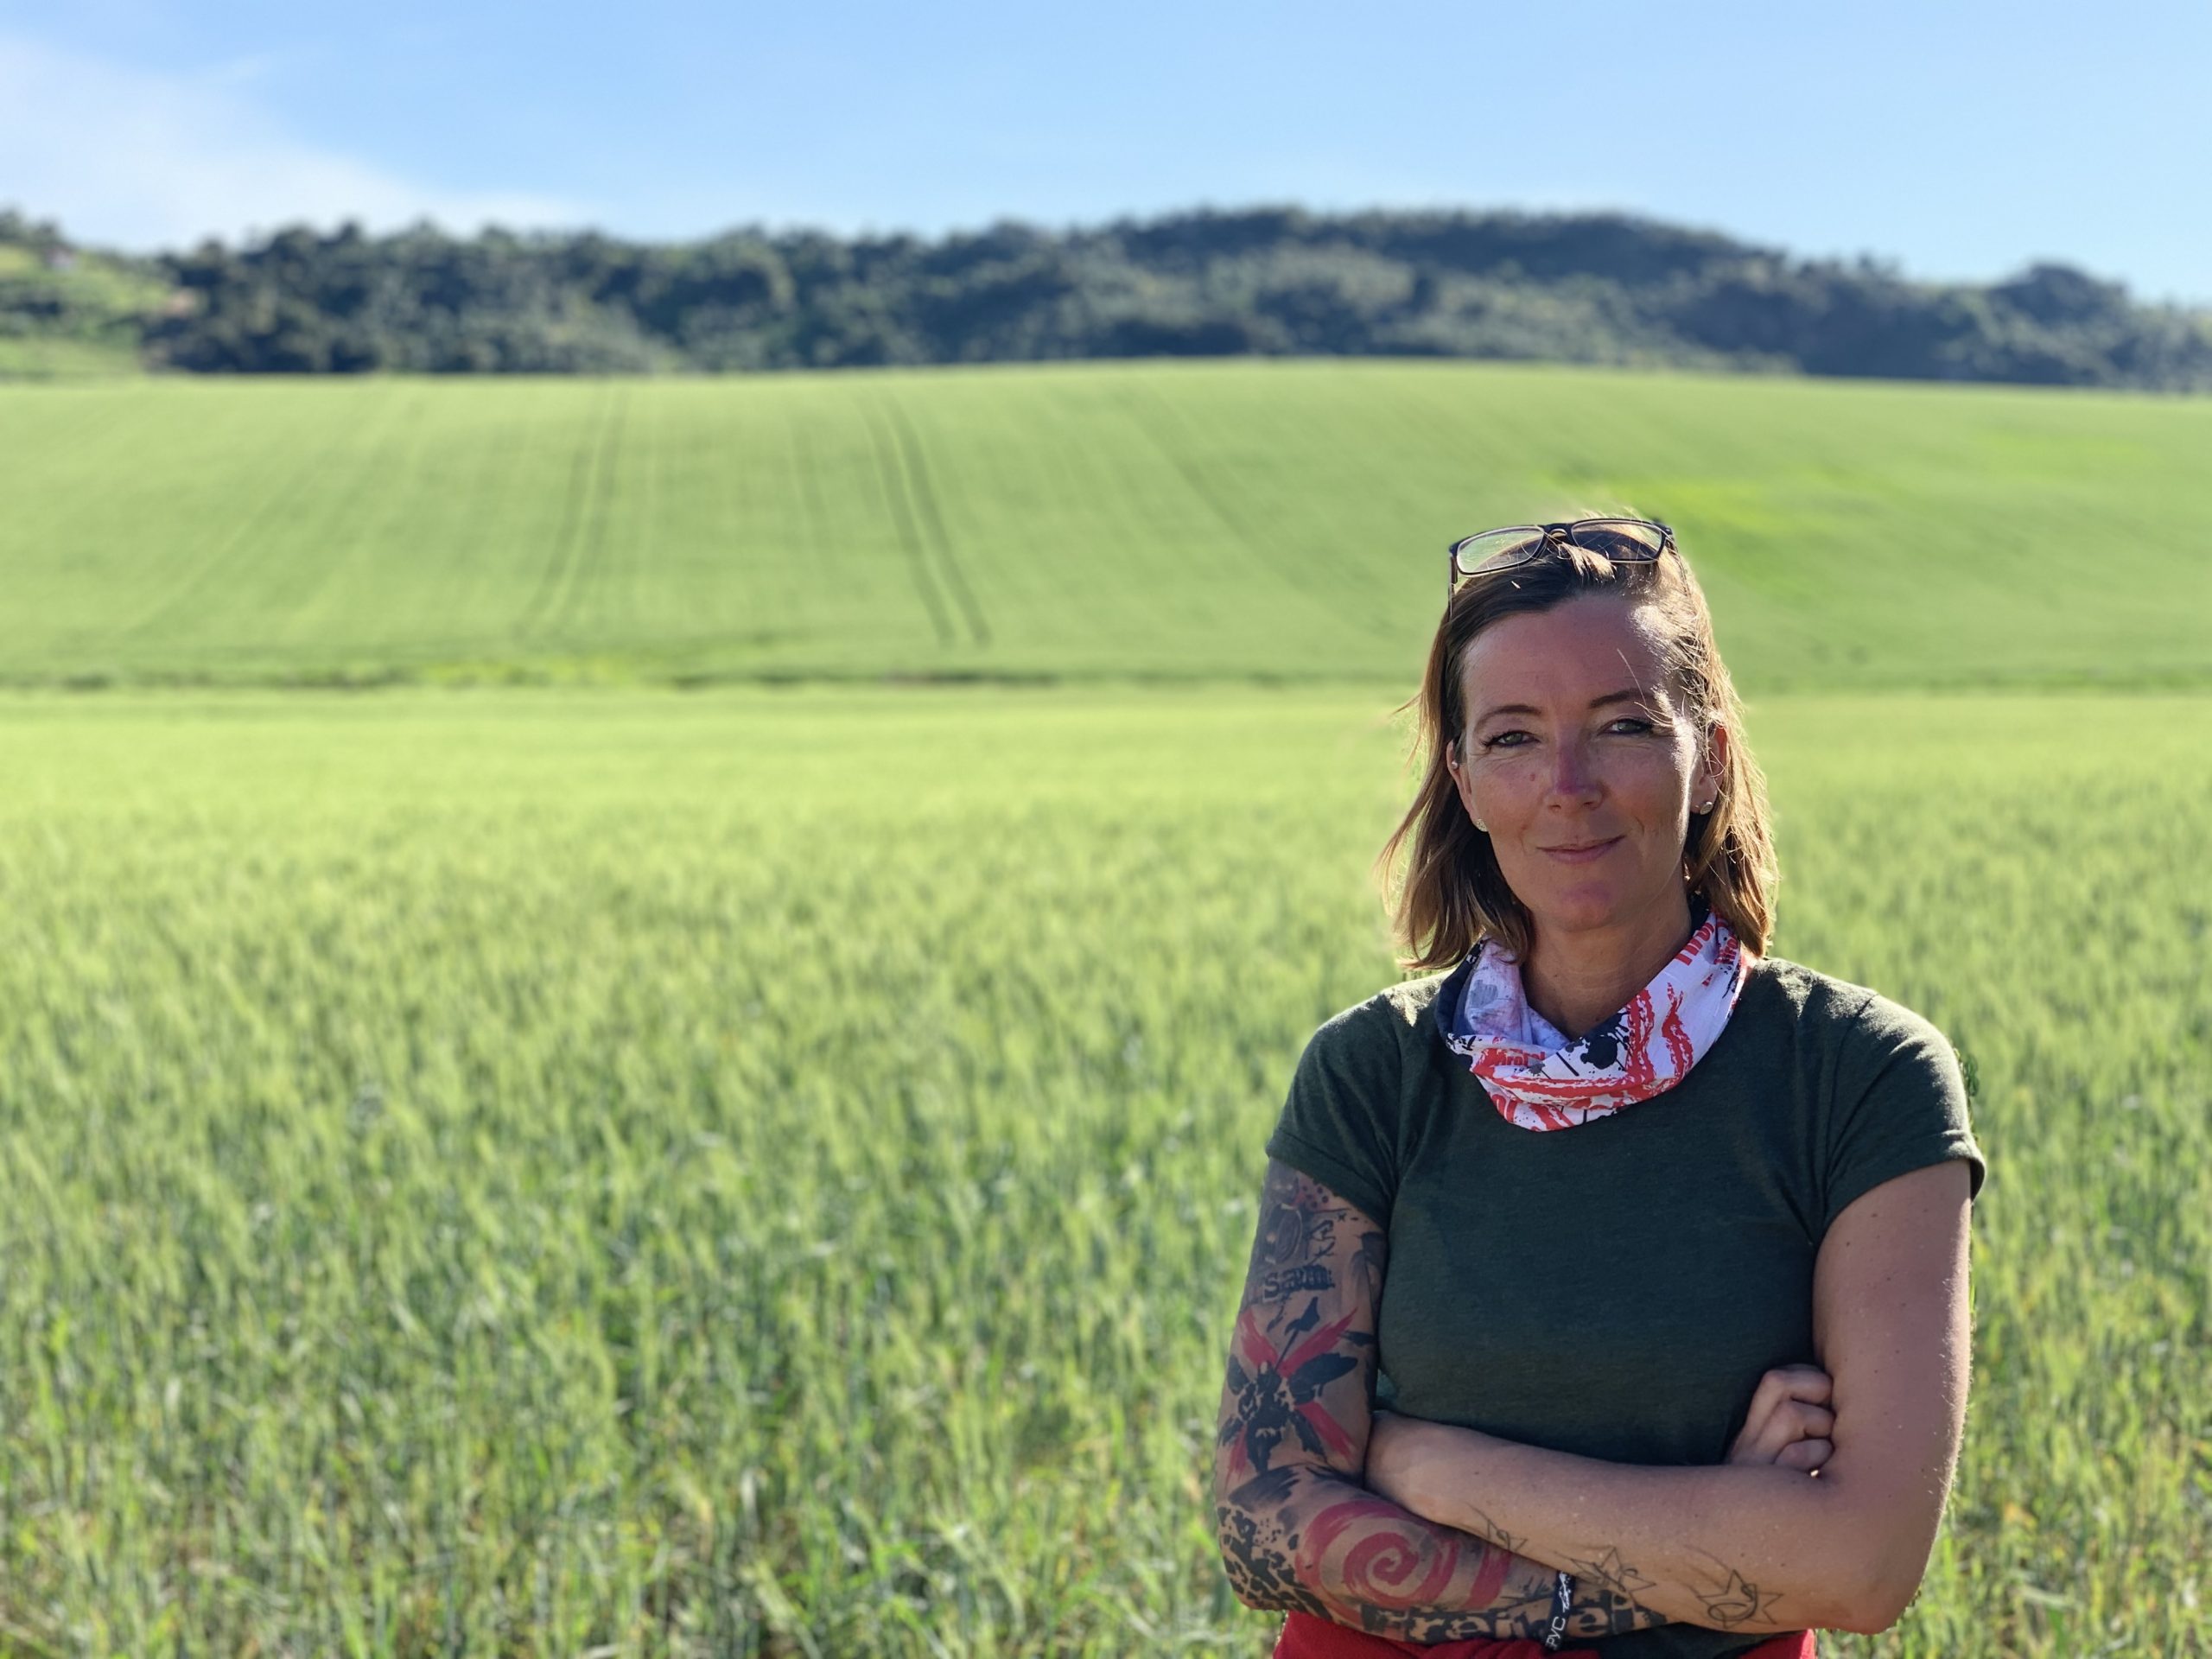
1211, 518, 1984, 1658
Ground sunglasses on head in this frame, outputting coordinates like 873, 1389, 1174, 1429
1445, 518, 1676, 603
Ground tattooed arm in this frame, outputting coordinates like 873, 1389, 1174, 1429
1211, 1160, 1668, 1641
1364, 1161, 1974, 1636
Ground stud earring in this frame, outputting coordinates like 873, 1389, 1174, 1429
1473, 819, 1489, 831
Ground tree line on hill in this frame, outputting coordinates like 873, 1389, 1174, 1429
3, 204, 2209, 389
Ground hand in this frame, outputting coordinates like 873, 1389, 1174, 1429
1727, 1364, 1834, 1473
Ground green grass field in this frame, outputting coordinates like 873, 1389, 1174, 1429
3, 362, 2209, 690
0, 364, 2206, 1656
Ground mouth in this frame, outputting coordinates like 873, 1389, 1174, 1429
1541, 836, 1622, 863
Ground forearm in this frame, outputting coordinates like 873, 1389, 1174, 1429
1385, 1426, 1903, 1635
1217, 1464, 1666, 1642
1211, 1160, 1670, 1639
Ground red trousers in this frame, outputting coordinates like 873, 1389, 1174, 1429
1274, 1610, 1815, 1659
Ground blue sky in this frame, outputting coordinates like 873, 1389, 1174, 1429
3, 0, 2207, 302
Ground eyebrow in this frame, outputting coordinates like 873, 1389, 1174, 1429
1472, 688, 1653, 727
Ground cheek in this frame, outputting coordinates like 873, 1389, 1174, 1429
1466, 761, 1539, 819
1630, 773, 1697, 836
1643, 751, 1698, 809
1603, 736, 1692, 798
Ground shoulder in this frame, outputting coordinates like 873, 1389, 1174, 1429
1282, 965, 1463, 1117
1723, 955, 1975, 1135
1302, 966, 1458, 1066
1751, 960, 1964, 1052
1268, 969, 1460, 1224
1738, 955, 1957, 1062
1751, 957, 1985, 1212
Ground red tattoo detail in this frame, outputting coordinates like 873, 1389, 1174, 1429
1233, 1306, 1276, 1372
1295, 1400, 1356, 1461
1464, 1533, 1512, 1606
1224, 1433, 1253, 1481
1297, 1495, 1509, 1612
1280, 1310, 1358, 1376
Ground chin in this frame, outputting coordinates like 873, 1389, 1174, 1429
1524, 886, 1628, 933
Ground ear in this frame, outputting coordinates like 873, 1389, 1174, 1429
1444, 735, 1478, 818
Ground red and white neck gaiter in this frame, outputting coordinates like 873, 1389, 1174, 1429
1442, 907, 1749, 1132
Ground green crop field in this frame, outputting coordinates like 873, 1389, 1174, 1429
0, 363, 2206, 1657
3, 362, 2209, 691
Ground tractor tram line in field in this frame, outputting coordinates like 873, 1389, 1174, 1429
2, 362, 2209, 688
860, 391, 980, 652
515, 382, 632, 645
860, 392, 958, 648
880, 391, 991, 649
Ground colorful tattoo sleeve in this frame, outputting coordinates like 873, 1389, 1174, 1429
1211, 1160, 1667, 1642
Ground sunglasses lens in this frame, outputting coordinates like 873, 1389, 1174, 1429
1569, 519, 1668, 561
1454, 529, 1547, 578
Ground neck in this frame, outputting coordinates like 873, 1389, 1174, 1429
1521, 888, 1699, 1040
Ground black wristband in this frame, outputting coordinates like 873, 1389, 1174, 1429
1542, 1570, 1574, 1652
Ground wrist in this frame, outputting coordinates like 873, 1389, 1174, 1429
1377, 1416, 1461, 1526
1408, 1421, 1497, 1537
1541, 1569, 1576, 1651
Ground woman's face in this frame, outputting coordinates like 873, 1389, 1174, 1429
1446, 592, 1725, 945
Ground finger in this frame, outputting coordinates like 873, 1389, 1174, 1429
1747, 1370, 1789, 1418
1729, 1367, 1835, 1465
1781, 1402, 1836, 1441
1730, 1414, 1797, 1465
1763, 1364, 1834, 1405
1743, 1365, 1821, 1429
1728, 1390, 1788, 1464
1777, 1438, 1833, 1472
1734, 1401, 1836, 1466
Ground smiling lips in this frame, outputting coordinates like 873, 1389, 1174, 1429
1541, 836, 1622, 862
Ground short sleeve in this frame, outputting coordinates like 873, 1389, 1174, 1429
1821, 991, 1987, 1235
1262, 1000, 1403, 1227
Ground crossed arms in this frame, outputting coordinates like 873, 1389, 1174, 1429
1211, 1156, 1973, 1639
1211, 1161, 1665, 1642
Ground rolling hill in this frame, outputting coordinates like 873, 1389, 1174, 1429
3, 359, 2206, 691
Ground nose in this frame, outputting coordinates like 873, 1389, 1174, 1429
1545, 733, 1605, 807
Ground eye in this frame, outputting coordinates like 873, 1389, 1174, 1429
1478, 730, 1532, 750
1607, 717, 1656, 735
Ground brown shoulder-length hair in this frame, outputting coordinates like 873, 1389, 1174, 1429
1376, 537, 1778, 971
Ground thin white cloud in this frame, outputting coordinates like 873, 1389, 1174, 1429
0, 31, 590, 249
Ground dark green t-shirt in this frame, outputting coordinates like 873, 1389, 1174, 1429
1263, 952, 1986, 1657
